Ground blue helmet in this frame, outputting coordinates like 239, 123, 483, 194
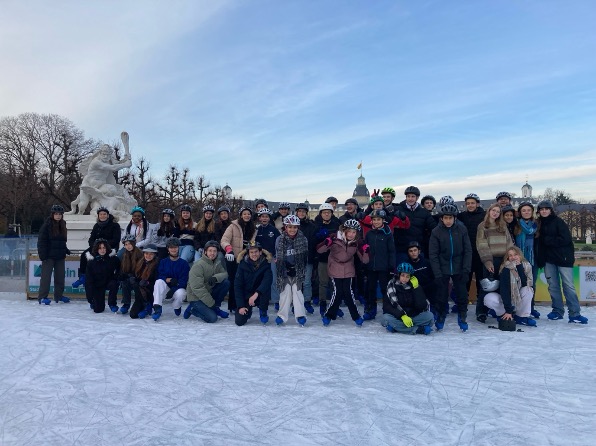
396, 262, 414, 274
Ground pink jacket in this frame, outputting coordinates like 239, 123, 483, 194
317, 231, 369, 278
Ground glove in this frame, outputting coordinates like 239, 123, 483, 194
401, 314, 414, 328
165, 289, 175, 300
169, 278, 178, 287
316, 228, 328, 240
324, 237, 333, 247
355, 211, 365, 220
128, 276, 137, 285
139, 279, 149, 287
395, 209, 406, 220
225, 253, 235, 262
372, 188, 379, 197
360, 243, 370, 253
208, 276, 217, 286
385, 204, 395, 214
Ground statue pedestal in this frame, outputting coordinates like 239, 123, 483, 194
64, 215, 125, 252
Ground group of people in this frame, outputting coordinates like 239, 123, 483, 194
36, 186, 589, 334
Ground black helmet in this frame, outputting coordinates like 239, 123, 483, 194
239, 206, 253, 215
204, 240, 220, 251
97, 206, 109, 215
465, 193, 480, 202
180, 204, 192, 213
121, 234, 136, 243
344, 198, 358, 206
537, 200, 554, 210
517, 201, 534, 213
421, 195, 436, 206
162, 208, 175, 217
254, 198, 268, 207
295, 202, 309, 211
325, 196, 338, 204
496, 191, 512, 201
408, 241, 421, 250
93, 238, 111, 252
501, 204, 515, 215
166, 237, 181, 247
439, 204, 458, 216
369, 209, 386, 219
50, 204, 65, 214
404, 186, 420, 196
217, 205, 231, 214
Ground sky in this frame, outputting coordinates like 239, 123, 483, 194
1, 0, 596, 204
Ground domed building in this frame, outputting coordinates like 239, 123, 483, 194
353, 174, 370, 208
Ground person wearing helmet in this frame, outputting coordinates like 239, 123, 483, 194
130, 244, 160, 319
383, 263, 434, 335
85, 239, 120, 313
406, 241, 437, 317
313, 202, 341, 313
177, 204, 196, 264
117, 234, 143, 314
484, 246, 537, 327
458, 193, 486, 307
295, 203, 317, 314
536, 200, 588, 324
360, 196, 410, 238
72, 206, 121, 288
221, 207, 257, 313
151, 237, 190, 321
394, 186, 437, 261
325, 196, 339, 209
233, 241, 273, 326
476, 203, 514, 322
380, 187, 396, 208
215, 205, 232, 249
339, 198, 361, 224
362, 210, 396, 320
184, 240, 230, 323
272, 202, 291, 231
118, 206, 149, 259
152, 208, 181, 260
513, 201, 540, 318
255, 208, 280, 255
253, 199, 268, 222
496, 191, 512, 208
428, 204, 472, 331
37, 204, 71, 305
274, 214, 309, 326
194, 205, 217, 260
316, 219, 368, 327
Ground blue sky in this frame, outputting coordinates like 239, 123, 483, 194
2, 0, 596, 203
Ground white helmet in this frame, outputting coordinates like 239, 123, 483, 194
480, 278, 500, 292
283, 215, 301, 226
319, 203, 334, 213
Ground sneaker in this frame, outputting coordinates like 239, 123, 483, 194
547, 311, 564, 320
355, 317, 364, 327
569, 315, 589, 324
183, 305, 192, 319
322, 316, 331, 326
215, 307, 229, 319
304, 302, 314, 314
476, 314, 487, 323
275, 316, 284, 326
514, 315, 537, 327
487, 309, 497, 318
174, 308, 181, 316
386, 324, 395, 333
297, 316, 307, 326
119, 304, 130, 314
531, 309, 541, 319
39, 298, 51, 305
259, 310, 269, 324
109, 305, 119, 313
336, 308, 344, 318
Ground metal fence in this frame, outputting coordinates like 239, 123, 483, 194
0, 236, 37, 277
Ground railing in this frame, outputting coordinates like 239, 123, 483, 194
0, 236, 37, 278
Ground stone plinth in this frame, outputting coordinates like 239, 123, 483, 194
64, 215, 125, 252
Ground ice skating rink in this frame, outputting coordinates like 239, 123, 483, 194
1, 292, 595, 446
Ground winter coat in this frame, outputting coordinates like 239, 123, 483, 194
429, 221, 472, 278
88, 215, 121, 251
316, 231, 369, 279
299, 217, 317, 264
535, 213, 575, 268
234, 249, 273, 308
255, 224, 280, 255
410, 257, 434, 287
152, 221, 181, 248
476, 222, 513, 269
221, 219, 257, 256
157, 257, 190, 292
383, 276, 428, 318
458, 207, 486, 250
85, 251, 120, 290
499, 261, 532, 314
364, 224, 396, 272
186, 254, 228, 307
124, 218, 150, 248
360, 213, 410, 238
314, 216, 341, 262
394, 201, 437, 254
194, 226, 217, 251
37, 218, 69, 261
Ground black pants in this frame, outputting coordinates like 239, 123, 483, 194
466, 250, 484, 300
436, 274, 468, 318
38, 258, 65, 300
476, 256, 503, 316
130, 285, 153, 318
365, 270, 390, 313
88, 279, 120, 313
234, 294, 270, 326
325, 277, 361, 321
225, 259, 238, 311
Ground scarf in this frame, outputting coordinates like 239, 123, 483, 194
503, 260, 533, 310
275, 232, 308, 292
515, 219, 537, 265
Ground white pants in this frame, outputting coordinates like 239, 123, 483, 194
153, 279, 186, 309
485, 287, 533, 317
277, 280, 305, 322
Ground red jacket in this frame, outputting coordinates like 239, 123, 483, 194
360, 214, 410, 237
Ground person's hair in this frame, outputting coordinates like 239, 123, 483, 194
92, 240, 111, 256
121, 246, 143, 273
513, 205, 535, 236
196, 216, 215, 234
499, 246, 527, 273
51, 218, 67, 238
238, 217, 256, 241
160, 214, 177, 235
482, 203, 506, 233
535, 207, 555, 238
178, 215, 194, 230
135, 253, 159, 281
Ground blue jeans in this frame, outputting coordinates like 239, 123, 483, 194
303, 263, 313, 301
544, 263, 581, 317
187, 279, 230, 323
382, 311, 434, 334
179, 245, 195, 264
270, 261, 279, 303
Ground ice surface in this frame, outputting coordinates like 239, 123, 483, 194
1, 293, 595, 446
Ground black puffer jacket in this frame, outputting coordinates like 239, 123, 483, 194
394, 201, 436, 254
458, 207, 486, 250
299, 218, 317, 264
364, 224, 395, 272
88, 215, 121, 250
428, 221, 472, 278
314, 216, 341, 262
383, 278, 428, 318
234, 251, 273, 308
37, 218, 69, 261
535, 213, 575, 268
85, 252, 120, 290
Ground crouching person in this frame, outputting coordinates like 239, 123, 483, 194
184, 241, 230, 322
85, 238, 120, 313
382, 263, 434, 335
130, 244, 160, 319
235, 241, 273, 326
152, 237, 190, 321
484, 246, 536, 327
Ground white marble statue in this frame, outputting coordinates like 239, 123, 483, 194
66, 132, 136, 220
587, 231, 594, 245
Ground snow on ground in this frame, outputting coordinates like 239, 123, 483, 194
1, 293, 595, 446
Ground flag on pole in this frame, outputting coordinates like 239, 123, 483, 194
357, 162, 362, 169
